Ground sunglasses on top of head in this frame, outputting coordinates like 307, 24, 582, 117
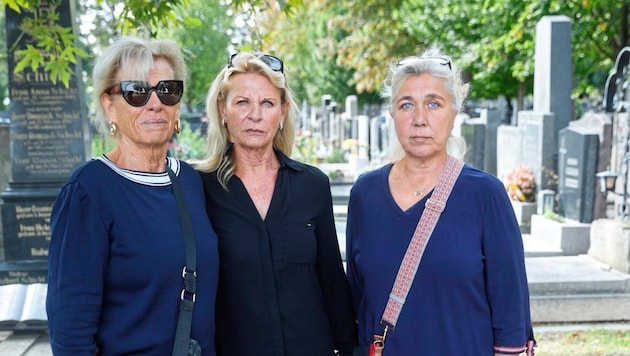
397, 55, 452, 71
107, 80, 184, 107
228, 53, 284, 73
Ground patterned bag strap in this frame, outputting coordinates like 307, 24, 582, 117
374, 156, 464, 352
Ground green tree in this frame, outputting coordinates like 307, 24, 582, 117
318, 0, 628, 111
1, 0, 185, 86
0, 0, 301, 85
262, 0, 381, 107
2, 0, 628, 112
398, 1, 534, 111
157, 0, 234, 112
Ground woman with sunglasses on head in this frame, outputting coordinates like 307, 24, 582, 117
345, 46, 535, 355
46, 36, 219, 355
193, 52, 356, 356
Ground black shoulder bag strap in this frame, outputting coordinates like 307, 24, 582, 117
167, 166, 198, 356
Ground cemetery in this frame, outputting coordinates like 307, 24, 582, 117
0, 3, 629, 354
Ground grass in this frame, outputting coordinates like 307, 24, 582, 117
534, 327, 630, 355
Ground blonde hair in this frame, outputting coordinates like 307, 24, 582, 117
193, 52, 299, 190
381, 45, 469, 160
92, 36, 187, 136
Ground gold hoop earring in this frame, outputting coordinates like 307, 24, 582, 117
109, 122, 118, 137
174, 120, 180, 134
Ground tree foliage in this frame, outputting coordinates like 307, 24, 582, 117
262, 0, 365, 106
1, 0, 628, 114
2, 0, 189, 87
260, 0, 627, 112
3, 0, 88, 87
156, 0, 233, 112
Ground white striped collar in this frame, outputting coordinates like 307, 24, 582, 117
96, 155, 180, 186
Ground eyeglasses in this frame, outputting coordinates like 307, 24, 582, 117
228, 53, 284, 73
397, 55, 452, 71
107, 80, 184, 107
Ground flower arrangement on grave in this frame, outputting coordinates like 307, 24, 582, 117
342, 138, 359, 155
505, 164, 536, 202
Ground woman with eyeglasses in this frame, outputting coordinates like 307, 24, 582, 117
193, 52, 356, 356
46, 36, 219, 355
345, 46, 535, 355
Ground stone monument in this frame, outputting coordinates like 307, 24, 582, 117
533, 15, 573, 141
589, 46, 630, 273
569, 112, 613, 220
0, 1, 88, 284
497, 16, 573, 187
518, 111, 555, 191
481, 108, 502, 176
461, 118, 485, 171
0, 120, 9, 259
557, 126, 599, 223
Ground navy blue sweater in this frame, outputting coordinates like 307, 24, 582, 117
47, 157, 219, 355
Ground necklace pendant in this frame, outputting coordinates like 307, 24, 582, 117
413, 188, 424, 196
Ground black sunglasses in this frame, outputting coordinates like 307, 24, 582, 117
397, 55, 452, 71
107, 80, 184, 107
228, 53, 284, 73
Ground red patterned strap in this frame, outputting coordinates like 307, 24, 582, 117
380, 155, 464, 330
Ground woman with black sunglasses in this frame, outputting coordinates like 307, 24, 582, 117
46, 36, 219, 355
193, 52, 357, 356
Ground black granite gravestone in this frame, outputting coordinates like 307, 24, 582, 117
0, 1, 88, 285
557, 127, 599, 223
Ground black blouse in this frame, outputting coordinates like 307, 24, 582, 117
200, 150, 357, 356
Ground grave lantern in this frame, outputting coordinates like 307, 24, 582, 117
596, 170, 619, 194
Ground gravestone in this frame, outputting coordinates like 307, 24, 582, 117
369, 114, 387, 163
557, 127, 599, 223
481, 108, 502, 176
533, 15, 573, 152
588, 47, 630, 274
0, 120, 8, 191
611, 112, 630, 220
602, 47, 630, 220
518, 111, 556, 191
348, 115, 370, 179
452, 113, 468, 138
321, 95, 332, 144
603, 47, 630, 115
357, 115, 369, 160
0, 122, 9, 261
342, 95, 358, 148
496, 125, 521, 182
569, 111, 613, 220
496, 16, 573, 190
0, 1, 88, 284
461, 118, 485, 170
